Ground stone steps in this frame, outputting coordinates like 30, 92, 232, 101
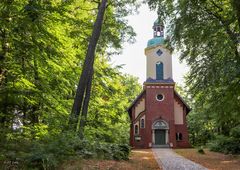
152, 144, 170, 148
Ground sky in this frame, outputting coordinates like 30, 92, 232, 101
111, 4, 189, 86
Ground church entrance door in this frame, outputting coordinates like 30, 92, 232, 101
155, 129, 166, 145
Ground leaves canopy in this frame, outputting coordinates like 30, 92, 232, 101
147, 0, 240, 147
0, 0, 141, 151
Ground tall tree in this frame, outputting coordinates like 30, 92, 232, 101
146, 0, 240, 149
69, 0, 108, 135
69, 0, 139, 136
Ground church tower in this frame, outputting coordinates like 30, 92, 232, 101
146, 19, 172, 81
128, 19, 191, 148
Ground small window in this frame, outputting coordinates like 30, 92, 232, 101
156, 49, 163, 56
156, 94, 164, 101
140, 118, 145, 128
134, 125, 139, 135
176, 133, 183, 141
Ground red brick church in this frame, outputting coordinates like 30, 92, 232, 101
128, 19, 191, 148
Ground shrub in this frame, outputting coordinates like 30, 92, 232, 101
197, 147, 205, 154
208, 134, 240, 154
1, 132, 131, 169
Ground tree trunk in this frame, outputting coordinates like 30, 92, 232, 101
78, 68, 93, 138
232, 0, 240, 33
69, 0, 108, 131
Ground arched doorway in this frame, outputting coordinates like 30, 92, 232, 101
152, 120, 169, 145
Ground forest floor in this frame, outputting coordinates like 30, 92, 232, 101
59, 149, 161, 170
175, 148, 240, 170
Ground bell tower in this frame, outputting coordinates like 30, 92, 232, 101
145, 19, 173, 81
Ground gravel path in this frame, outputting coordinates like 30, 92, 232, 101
152, 148, 208, 170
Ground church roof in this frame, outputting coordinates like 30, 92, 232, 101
127, 90, 145, 118
174, 90, 191, 114
144, 77, 174, 84
154, 18, 164, 26
147, 37, 165, 47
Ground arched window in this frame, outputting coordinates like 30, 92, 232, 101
140, 118, 145, 128
134, 125, 139, 135
156, 62, 163, 80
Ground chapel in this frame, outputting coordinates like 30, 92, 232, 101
128, 19, 191, 148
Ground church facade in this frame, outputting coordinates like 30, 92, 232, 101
128, 20, 191, 148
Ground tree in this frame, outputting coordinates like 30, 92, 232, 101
146, 0, 240, 151
69, 0, 108, 135
69, 0, 139, 136
0, 1, 141, 167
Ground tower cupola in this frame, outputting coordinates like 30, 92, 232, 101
147, 19, 165, 47
153, 19, 164, 37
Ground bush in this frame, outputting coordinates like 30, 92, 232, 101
75, 142, 130, 160
197, 147, 205, 154
110, 144, 130, 160
1, 131, 131, 169
208, 134, 240, 154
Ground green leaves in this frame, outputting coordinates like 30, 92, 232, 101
147, 0, 240, 149
0, 0, 140, 167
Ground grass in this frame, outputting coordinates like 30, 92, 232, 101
59, 149, 161, 170
174, 148, 240, 170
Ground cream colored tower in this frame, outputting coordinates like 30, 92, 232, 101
144, 20, 172, 81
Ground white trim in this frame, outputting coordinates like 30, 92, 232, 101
156, 94, 164, 101
152, 129, 155, 144
166, 130, 169, 144
152, 119, 169, 129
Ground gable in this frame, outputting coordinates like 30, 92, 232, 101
127, 90, 146, 119
174, 99, 184, 124
174, 90, 191, 114
135, 98, 145, 118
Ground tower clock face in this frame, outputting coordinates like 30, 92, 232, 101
156, 49, 163, 56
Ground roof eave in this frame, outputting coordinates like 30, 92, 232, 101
127, 89, 146, 114
174, 90, 191, 114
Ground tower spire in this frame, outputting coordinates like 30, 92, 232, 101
153, 18, 164, 37
147, 18, 165, 48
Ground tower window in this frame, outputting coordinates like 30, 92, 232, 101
156, 49, 163, 56
134, 125, 139, 135
156, 62, 163, 80
140, 118, 145, 128
176, 133, 183, 141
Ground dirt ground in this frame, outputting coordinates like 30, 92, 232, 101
175, 148, 240, 170
59, 149, 161, 170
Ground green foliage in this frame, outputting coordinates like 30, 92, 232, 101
0, 0, 141, 168
197, 147, 205, 154
0, 132, 131, 169
147, 0, 240, 154
208, 126, 240, 154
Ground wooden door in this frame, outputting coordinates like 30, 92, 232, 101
155, 129, 166, 145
